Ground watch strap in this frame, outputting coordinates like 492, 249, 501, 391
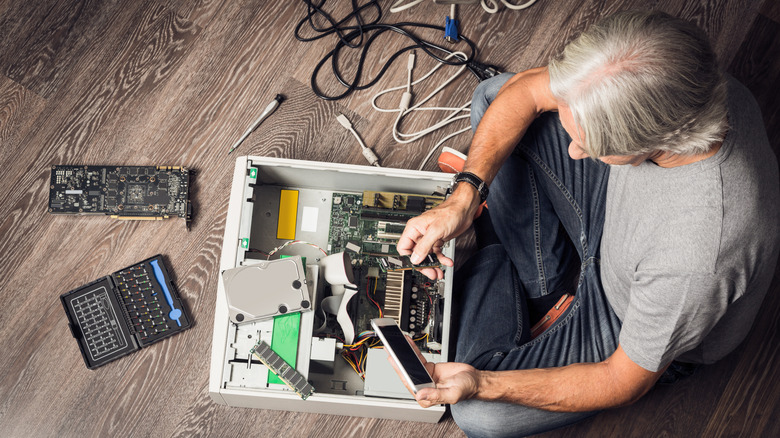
453, 171, 489, 203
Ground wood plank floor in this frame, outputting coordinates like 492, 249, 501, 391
1, 1, 778, 437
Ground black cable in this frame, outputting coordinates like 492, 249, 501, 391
466, 60, 502, 81
296, 0, 481, 101
319, 23, 477, 101
296, 0, 382, 48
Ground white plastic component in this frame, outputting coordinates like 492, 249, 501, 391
310, 337, 337, 362
320, 252, 355, 285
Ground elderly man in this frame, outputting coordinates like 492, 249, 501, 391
396, 10, 780, 437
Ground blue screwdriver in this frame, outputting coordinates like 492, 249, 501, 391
150, 259, 182, 327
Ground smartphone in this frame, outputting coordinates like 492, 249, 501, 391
370, 317, 436, 393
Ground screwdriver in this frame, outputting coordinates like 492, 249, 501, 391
228, 94, 285, 154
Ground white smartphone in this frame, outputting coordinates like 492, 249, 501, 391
370, 317, 436, 393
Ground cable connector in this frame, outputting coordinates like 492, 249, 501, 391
361, 147, 380, 167
336, 114, 352, 130
400, 50, 415, 111
336, 114, 381, 167
467, 60, 502, 82
444, 5, 459, 43
399, 92, 412, 111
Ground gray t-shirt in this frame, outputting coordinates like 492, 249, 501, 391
600, 77, 780, 372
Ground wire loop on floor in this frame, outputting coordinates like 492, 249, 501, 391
296, 0, 477, 101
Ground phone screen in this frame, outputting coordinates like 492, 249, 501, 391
375, 322, 433, 386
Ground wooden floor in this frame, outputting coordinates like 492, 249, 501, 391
1, 1, 778, 437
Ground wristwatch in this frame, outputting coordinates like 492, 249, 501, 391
452, 171, 489, 203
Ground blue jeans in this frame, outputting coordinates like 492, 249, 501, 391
450, 73, 622, 437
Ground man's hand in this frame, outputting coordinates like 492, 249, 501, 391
397, 184, 481, 280
414, 361, 480, 408
387, 335, 480, 408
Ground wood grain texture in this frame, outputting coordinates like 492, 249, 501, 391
760, 0, 780, 23
702, 273, 780, 437
654, 0, 763, 68
154, 0, 228, 27
0, 75, 46, 164
0, 0, 128, 99
728, 13, 780, 154
0, 0, 778, 437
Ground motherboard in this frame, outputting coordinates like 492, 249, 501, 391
325, 190, 446, 350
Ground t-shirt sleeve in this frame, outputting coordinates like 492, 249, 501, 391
619, 270, 735, 372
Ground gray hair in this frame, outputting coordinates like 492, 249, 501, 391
548, 11, 728, 157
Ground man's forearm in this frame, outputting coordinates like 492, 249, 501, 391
463, 66, 558, 185
472, 347, 664, 412
476, 363, 630, 412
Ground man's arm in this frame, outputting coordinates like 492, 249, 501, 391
463, 66, 558, 185
397, 67, 559, 273
413, 345, 667, 412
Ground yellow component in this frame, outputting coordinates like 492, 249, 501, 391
277, 189, 299, 240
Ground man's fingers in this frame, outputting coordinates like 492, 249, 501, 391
401, 213, 450, 264
397, 220, 426, 256
410, 229, 447, 265
429, 243, 449, 262
410, 238, 450, 280
416, 267, 443, 281
415, 387, 443, 407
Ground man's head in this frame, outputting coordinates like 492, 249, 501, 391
548, 10, 728, 160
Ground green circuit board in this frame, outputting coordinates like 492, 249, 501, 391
49, 165, 192, 228
326, 191, 445, 344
